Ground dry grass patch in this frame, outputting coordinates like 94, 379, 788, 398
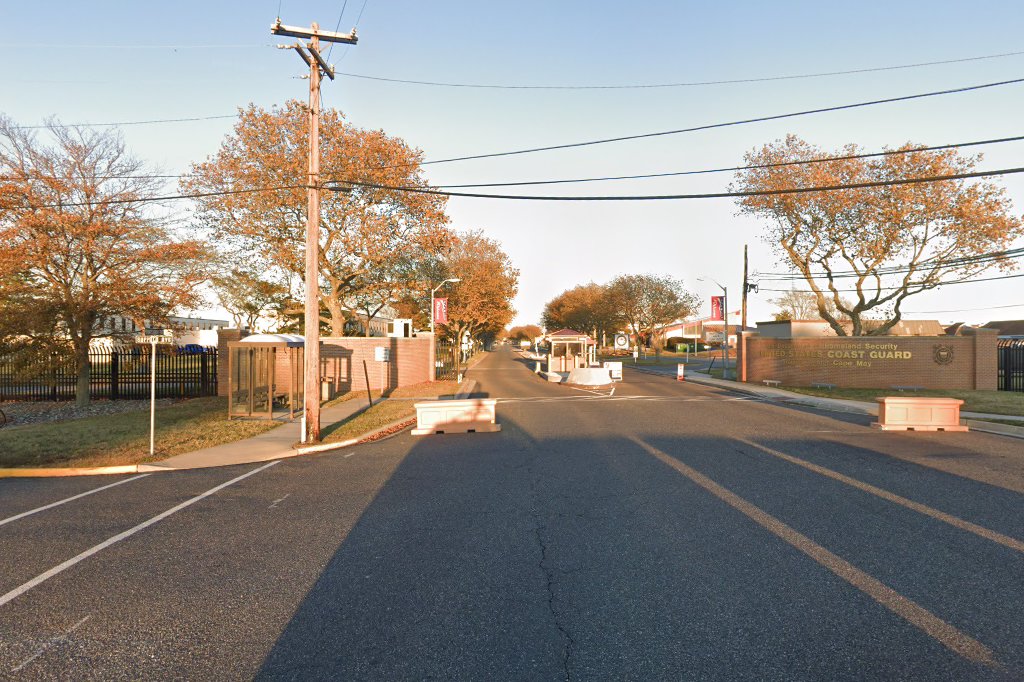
784, 387, 1024, 416
0, 397, 281, 469
320, 380, 462, 444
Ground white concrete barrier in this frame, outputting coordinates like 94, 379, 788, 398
411, 398, 501, 436
873, 397, 968, 432
567, 367, 613, 386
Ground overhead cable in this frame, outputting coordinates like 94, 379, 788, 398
337, 49, 1024, 90
325, 165, 1024, 201
409, 76, 1024, 167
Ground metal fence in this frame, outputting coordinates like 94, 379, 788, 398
434, 340, 481, 382
0, 346, 218, 401
998, 339, 1024, 392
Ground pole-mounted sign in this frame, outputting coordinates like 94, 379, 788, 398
135, 330, 174, 457
710, 296, 725, 321
433, 297, 449, 325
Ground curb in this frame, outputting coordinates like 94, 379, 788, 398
1, 377, 482, 478
630, 365, 1024, 435
965, 419, 1024, 440
0, 464, 142, 478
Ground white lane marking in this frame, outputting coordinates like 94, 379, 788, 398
268, 493, 290, 509
12, 615, 90, 672
609, 387, 615, 397
0, 475, 151, 529
0, 461, 279, 609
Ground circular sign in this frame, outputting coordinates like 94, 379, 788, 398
614, 333, 629, 349
933, 344, 955, 365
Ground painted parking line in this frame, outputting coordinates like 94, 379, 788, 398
630, 437, 998, 667
736, 438, 1024, 554
0, 475, 151, 529
0, 461, 279, 609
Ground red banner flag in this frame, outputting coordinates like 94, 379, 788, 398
710, 296, 724, 321
433, 297, 449, 325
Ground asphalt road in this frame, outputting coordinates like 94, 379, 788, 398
1, 346, 1022, 680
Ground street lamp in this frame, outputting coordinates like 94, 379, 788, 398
430, 278, 461, 336
698, 276, 731, 380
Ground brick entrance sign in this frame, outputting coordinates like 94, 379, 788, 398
737, 328, 997, 390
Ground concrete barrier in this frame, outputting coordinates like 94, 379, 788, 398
567, 367, 613, 386
411, 398, 501, 435
873, 397, 968, 432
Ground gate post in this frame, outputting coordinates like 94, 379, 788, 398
111, 351, 120, 400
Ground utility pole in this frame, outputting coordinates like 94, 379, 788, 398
742, 244, 749, 331
272, 18, 357, 443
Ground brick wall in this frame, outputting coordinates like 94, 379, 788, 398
738, 332, 997, 390
218, 334, 434, 399
320, 336, 433, 397
216, 329, 245, 397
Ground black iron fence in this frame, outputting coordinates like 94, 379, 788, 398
998, 339, 1024, 392
0, 346, 218, 401
434, 340, 481, 382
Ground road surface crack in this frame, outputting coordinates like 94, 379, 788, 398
528, 466, 574, 681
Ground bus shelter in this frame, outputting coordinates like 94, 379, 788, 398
545, 329, 597, 373
227, 334, 304, 420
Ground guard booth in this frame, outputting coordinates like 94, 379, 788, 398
545, 329, 597, 373
227, 334, 304, 420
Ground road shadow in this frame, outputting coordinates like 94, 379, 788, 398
253, 414, 1018, 680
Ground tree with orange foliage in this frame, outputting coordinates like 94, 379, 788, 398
733, 135, 1024, 336
182, 101, 450, 336
0, 117, 209, 405
437, 230, 519, 345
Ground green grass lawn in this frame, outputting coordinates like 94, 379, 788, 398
320, 380, 462, 444
783, 386, 1024, 416
0, 397, 281, 470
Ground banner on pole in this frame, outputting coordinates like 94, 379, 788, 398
710, 296, 724, 321
433, 297, 449, 325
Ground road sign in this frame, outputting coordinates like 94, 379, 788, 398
705, 331, 725, 343
603, 361, 623, 382
374, 346, 390, 362
677, 364, 686, 381
135, 331, 174, 458
613, 333, 629, 350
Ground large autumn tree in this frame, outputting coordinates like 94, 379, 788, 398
733, 135, 1024, 335
437, 230, 519, 345
605, 274, 698, 349
182, 101, 450, 336
0, 117, 208, 405
541, 282, 623, 343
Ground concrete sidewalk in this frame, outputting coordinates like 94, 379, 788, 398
141, 396, 376, 471
627, 363, 1024, 425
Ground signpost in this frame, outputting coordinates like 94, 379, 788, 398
613, 333, 629, 351
135, 330, 175, 457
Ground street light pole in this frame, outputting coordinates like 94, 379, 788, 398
699, 276, 731, 380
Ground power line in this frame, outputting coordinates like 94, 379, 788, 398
755, 248, 1024, 281
11, 115, 237, 130
409, 76, 1024, 167
343, 134, 1024, 189
326, 0, 350, 60
13, 160, 1024, 210
13, 183, 307, 210
337, 49, 1024, 90
757, 271, 1024, 294
325, 165, 1024, 201
903, 302, 1024, 314
10, 132, 1021, 186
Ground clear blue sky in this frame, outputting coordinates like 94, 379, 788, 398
5, 1, 1024, 327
